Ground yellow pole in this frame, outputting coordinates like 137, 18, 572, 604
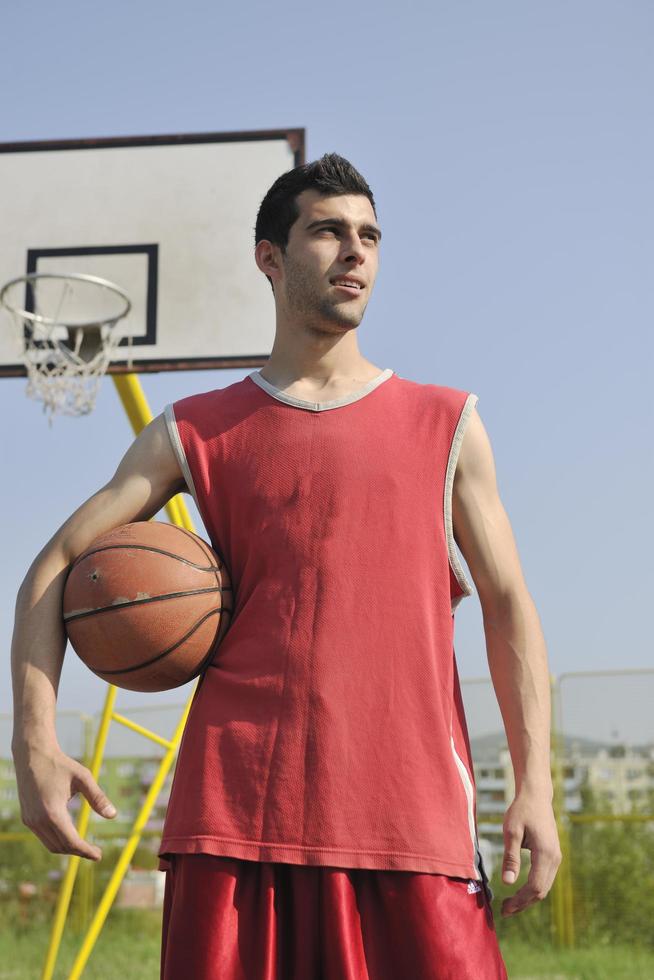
549, 673, 565, 944
111, 373, 153, 435
80, 714, 94, 933
66, 697, 195, 979
41, 372, 198, 979
558, 675, 575, 947
549, 673, 575, 947
41, 685, 118, 979
112, 374, 195, 530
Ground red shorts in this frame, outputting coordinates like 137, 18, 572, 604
160, 854, 508, 979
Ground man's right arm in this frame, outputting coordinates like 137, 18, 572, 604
11, 412, 186, 861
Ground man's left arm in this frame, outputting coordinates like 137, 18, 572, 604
452, 404, 562, 917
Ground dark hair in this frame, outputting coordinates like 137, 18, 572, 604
254, 152, 377, 291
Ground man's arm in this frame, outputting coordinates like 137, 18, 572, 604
452, 405, 562, 917
11, 412, 185, 862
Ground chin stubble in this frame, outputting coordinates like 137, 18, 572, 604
284, 263, 365, 329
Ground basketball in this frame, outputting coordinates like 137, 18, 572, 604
62, 521, 233, 692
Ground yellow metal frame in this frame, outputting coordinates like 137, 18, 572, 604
1, 645, 648, 970
40, 373, 200, 980
549, 666, 654, 950
549, 673, 575, 947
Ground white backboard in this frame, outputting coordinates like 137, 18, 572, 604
0, 129, 305, 376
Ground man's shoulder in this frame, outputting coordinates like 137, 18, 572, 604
393, 373, 473, 407
168, 375, 252, 417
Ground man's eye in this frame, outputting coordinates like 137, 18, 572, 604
317, 227, 378, 243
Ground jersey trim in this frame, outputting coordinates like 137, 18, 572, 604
248, 367, 394, 412
163, 403, 201, 512
450, 734, 482, 879
444, 392, 479, 608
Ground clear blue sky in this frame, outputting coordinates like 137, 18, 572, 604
1, 2, 652, 746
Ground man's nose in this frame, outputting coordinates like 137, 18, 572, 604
340, 235, 367, 264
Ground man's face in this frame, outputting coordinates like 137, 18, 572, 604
275, 189, 381, 331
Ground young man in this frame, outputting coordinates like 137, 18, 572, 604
12, 153, 560, 978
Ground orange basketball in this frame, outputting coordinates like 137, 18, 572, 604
62, 521, 233, 692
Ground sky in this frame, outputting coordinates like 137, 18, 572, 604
1, 2, 652, 751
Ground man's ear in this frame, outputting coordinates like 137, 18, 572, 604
255, 240, 282, 286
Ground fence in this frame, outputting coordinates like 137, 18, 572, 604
459, 668, 654, 948
1, 669, 652, 961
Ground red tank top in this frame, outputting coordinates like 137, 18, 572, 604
157, 368, 483, 880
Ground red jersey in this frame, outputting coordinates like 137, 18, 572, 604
157, 368, 484, 880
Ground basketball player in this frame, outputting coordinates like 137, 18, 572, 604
11, 153, 561, 978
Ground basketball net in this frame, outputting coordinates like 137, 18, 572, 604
0, 272, 131, 423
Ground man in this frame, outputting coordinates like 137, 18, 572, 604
12, 153, 560, 978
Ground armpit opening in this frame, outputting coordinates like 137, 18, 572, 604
444, 393, 479, 606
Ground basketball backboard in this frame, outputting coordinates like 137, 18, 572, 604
0, 129, 305, 377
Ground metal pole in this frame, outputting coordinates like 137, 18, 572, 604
41, 372, 198, 979
549, 673, 575, 947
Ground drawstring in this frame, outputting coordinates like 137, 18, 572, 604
476, 846, 494, 903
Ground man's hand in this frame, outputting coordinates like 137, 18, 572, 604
13, 741, 117, 862
500, 789, 562, 917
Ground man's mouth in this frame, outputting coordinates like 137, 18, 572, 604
330, 277, 364, 293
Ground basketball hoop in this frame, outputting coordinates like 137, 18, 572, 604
0, 272, 131, 421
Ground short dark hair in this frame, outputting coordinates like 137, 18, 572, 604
254, 152, 377, 291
